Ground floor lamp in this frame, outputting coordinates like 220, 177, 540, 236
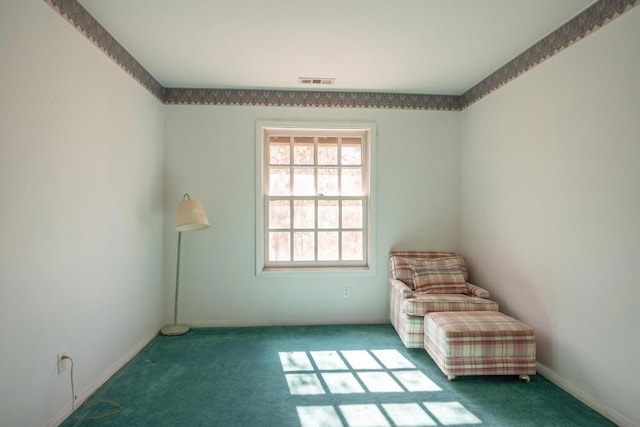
160, 193, 209, 336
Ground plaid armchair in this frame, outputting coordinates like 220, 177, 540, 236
389, 251, 499, 348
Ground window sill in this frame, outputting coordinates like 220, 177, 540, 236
258, 265, 374, 277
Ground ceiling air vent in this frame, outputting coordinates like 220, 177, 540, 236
299, 77, 335, 85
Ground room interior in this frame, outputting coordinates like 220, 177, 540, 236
1, 1, 638, 426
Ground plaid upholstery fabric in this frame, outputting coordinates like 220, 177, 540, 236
389, 279, 424, 348
404, 294, 498, 316
466, 282, 490, 298
424, 311, 536, 377
389, 279, 413, 327
412, 265, 468, 294
389, 251, 467, 288
388, 251, 496, 349
398, 316, 425, 348
389, 250, 456, 260
389, 279, 499, 348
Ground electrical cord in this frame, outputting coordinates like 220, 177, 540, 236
77, 398, 123, 420
61, 355, 76, 412
61, 355, 123, 420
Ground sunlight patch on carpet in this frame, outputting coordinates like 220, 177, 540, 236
297, 405, 342, 427
341, 350, 382, 370
279, 349, 444, 395
423, 402, 482, 425
392, 370, 442, 392
297, 403, 480, 427
372, 349, 416, 369
321, 372, 365, 394
285, 373, 325, 395
279, 351, 314, 371
283, 349, 483, 426
357, 371, 404, 392
310, 351, 349, 370
339, 404, 390, 427
382, 403, 437, 426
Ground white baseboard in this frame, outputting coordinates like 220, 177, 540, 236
46, 328, 159, 427
187, 318, 390, 328
536, 362, 637, 427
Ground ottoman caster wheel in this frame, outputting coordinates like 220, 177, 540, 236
519, 375, 530, 383
447, 375, 456, 381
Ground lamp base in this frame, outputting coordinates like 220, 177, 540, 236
160, 324, 190, 336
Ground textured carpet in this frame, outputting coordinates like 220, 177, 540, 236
60, 324, 614, 426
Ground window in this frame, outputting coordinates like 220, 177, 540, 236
257, 122, 375, 272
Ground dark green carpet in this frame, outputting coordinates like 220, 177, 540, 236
61, 324, 614, 426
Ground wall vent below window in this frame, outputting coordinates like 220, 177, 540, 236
298, 77, 335, 85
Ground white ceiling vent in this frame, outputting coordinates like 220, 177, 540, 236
298, 77, 335, 85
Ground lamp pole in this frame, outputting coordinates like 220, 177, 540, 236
172, 230, 183, 327
161, 230, 189, 336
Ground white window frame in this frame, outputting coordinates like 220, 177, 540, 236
256, 121, 376, 275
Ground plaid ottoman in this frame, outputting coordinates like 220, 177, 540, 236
424, 311, 536, 381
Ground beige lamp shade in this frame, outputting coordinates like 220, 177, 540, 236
175, 195, 209, 232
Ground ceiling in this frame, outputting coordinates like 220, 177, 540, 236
77, 0, 595, 95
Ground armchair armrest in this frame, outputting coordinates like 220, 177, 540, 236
390, 278, 414, 299
389, 278, 414, 330
466, 282, 490, 298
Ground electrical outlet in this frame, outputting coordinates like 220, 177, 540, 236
57, 353, 67, 375
343, 287, 350, 298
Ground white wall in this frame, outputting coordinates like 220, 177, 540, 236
0, 2, 165, 426
5, 1, 637, 426
163, 106, 460, 326
460, 7, 640, 427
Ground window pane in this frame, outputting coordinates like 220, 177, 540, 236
294, 137, 314, 165
318, 232, 339, 261
342, 231, 363, 260
317, 168, 338, 196
262, 126, 371, 268
293, 200, 315, 229
341, 168, 363, 196
293, 168, 315, 195
269, 136, 290, 165
318, 137, 338, 165
293, 232, 315, 261
342, 200, 362, 229
318, 200, 339, 229
269, 232, 290, 261
342, 137, 362, 165
269, 200, 290, 229
269, 167, 290, 195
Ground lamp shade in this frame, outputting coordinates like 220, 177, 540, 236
175, 196, 209, 232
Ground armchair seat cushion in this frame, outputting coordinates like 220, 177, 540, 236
404, 294, 499, 317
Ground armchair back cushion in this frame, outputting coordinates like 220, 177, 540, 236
412, 264, 468, 294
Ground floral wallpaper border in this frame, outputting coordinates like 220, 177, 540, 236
46, 0, 638, 110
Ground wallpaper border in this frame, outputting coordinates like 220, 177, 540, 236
163, 89, 461, 110
45, 0, 165, 101
46, 0, 638, 110
461, 0, 639, 108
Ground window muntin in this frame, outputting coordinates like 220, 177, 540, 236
261, 126, 371, 270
